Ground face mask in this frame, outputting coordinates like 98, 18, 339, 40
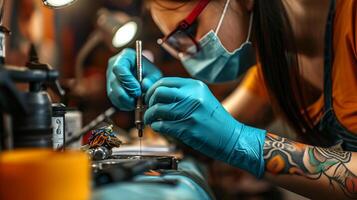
180, 0, 256, 83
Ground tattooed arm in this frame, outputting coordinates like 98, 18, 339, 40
264, 133, 357, 199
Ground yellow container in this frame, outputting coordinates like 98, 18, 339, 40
0, 149, 90, 200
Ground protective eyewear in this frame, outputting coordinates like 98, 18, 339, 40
157, 0, 210, 58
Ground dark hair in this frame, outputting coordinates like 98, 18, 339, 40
253, 0, 324, 145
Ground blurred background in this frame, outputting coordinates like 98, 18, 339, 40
2, 0, 304, 199
5, 0, 238, 129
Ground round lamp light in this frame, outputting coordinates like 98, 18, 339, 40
111, 21, 138, 48
96, 9, 141, 49
42, 0, 77, 9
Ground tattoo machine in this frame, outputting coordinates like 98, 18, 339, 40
135, 40, 145, 138
85, 124, 122, 160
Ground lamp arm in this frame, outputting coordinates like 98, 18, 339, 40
74, 30, 102, 83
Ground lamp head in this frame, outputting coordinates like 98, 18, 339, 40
42, 0, 77, 9
97, 9, 141, 49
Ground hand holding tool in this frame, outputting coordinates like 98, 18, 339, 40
144, 77, 267, 178
106, 48, 162, 111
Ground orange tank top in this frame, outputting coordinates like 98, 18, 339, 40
241, 0, 357, 134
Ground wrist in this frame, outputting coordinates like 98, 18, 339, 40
226, 123, 267, 178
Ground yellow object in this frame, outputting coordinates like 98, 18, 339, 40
0, 149, 90, 200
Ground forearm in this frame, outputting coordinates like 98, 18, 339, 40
264, 133, 357, 199
222, 87, 273, 126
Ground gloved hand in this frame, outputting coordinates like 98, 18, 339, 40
144, 77, 267, 178
107, 48, 162, 111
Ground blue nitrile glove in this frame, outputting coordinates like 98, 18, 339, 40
144, 77, 267, 178
107, 48, 162, 111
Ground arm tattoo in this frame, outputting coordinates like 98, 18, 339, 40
264, 133, 357, 198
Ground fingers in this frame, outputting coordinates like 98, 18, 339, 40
148, 86, 182, 107
144, 103, 175, 125
109, 48, 163, 99
115, 71, 142, 97
145, 77, 192, 104
143, 58, 162, 78
150, 121, 177, 137
141, 57, 162, 92
108, 80, 136, 111
144, 77, 202, 124
141, 77, 156, 93
144, 96, 199, 125
111, 49, 141, 98
106, 73, 115, 96
112, 66, 141, 98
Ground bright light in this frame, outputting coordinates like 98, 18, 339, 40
112, 22, 138, 48
42, 0, 76, 8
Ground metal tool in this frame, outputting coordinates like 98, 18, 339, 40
135, 40, 145, 138
92, 155, 179, 187
135, 40, 145, 157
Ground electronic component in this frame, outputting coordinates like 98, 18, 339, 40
82, 124, 122, 160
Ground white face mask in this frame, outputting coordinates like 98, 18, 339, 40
180, 0, 256, 83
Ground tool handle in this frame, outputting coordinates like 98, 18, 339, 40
135, 40, 144, 137
136, 40, 142, 82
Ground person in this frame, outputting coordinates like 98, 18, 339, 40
106, 0, 357, 198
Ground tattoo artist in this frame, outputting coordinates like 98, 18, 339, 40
106, 0, 357, 199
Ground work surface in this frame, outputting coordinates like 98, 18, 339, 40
92, 159, 215, 200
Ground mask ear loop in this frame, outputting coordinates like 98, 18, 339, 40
245, 12, 254, 43
215, 0, 254, 43
215, 0, 231, 35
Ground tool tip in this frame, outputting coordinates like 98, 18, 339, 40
138, 129, 143, 138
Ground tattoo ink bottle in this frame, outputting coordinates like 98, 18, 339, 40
52, 103, 66, 150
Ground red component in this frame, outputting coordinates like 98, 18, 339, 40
184, 0, 210, 25
161, 0, 210, 42
346, 177, 357, 194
